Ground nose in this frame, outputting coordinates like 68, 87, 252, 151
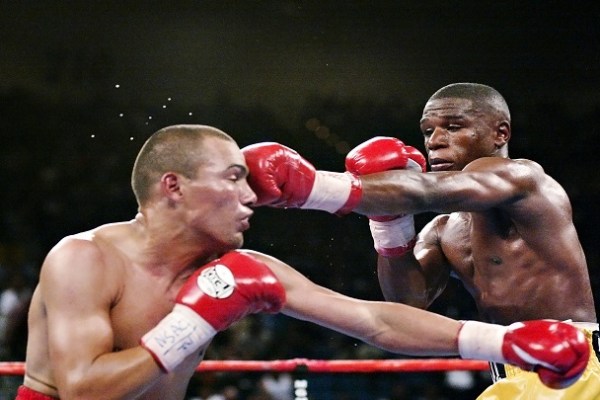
241, 179, 258, 206
425, 127, 447, 150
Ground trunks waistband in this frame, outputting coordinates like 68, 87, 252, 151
568, 322, 599, 331
16, 385, 59, 400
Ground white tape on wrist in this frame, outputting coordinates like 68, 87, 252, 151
406, 158, 423, 172
301, 171, 353, 213
141, 304, 217, 372
369, 215, 416, 256
458, 321, 507, 363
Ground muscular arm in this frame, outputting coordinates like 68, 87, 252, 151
42, 238, 162, 400
354, 157, 537, 216
358, 157, 537, 309
359, 156, 595, 322
377, 216, 452, 308
242, 250, 462, 356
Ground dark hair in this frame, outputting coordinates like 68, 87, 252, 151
429, 83, 511, 122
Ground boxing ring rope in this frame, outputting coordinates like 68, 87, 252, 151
0, 359, 488, 376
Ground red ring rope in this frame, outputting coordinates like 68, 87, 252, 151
0, 359, 488, 376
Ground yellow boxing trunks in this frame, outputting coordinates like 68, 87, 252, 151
15, 385, 59, 400
477, 323, 600, 400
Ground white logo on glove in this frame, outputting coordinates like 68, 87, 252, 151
197, 264, 235, 299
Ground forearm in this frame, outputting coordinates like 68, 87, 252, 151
353, 170, 433, 216
377, 255, 435, 308
285, 289, 460, 357
57, 348, 163, 400
364, 302, 461, 356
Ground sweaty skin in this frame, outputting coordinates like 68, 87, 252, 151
356, 97, 596, 324
24, 135, 257, 399
24, 131, 464, 400
25, 222, 204, 400
24, 223, 463, 400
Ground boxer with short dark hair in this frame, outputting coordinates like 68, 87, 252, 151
19, 124, 590, 400
243, 83, 600, 399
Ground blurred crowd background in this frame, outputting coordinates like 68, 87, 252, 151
1, 2, 598, 399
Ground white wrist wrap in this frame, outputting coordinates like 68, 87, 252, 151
141, 304, 217, 372
369, 215, 416, 254
301, 171, 353, 213
458, 321, 507, 363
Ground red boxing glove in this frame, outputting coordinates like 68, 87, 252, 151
141, 251, 286, 372
503, 320, 590, 389
458, 320, 590, 390
242, 142, 361, 214
345, 137, 426, 256
345, 136, 426, 176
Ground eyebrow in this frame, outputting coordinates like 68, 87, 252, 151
228, 164, 249, 176
420, 113, 470, 125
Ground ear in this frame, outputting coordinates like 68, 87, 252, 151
495, 120, 511, 147
160, 172, 183, 201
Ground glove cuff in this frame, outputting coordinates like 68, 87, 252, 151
302, 171, 361, 214
336, 172, 362, 215
457, 320, 506, 363
369, 215, 416, 256
141, 304, 217, 372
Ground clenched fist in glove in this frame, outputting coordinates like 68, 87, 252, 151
242, 142, 362, 214
345, 137, 426, 256
141, 251, 286, 372
458, 319, 590, 389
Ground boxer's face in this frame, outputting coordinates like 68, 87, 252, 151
181, 137, 257, 250
420, 97, 499, 171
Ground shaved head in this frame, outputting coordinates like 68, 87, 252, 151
429, 83, 511, 123
131, 124, 234, 206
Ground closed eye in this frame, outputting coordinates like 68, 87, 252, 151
422, 127, 434, 137
226, 164, 248, 182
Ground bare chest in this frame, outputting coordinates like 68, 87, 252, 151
110, 270, 183, 351
438, 212, 525, 283
109, 270, 208, 399
436, 212, 570, 322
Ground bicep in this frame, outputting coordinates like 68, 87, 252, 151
41, 241, 116, 385
425, 158, 539, 213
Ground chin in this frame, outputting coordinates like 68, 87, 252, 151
236, 232, 245, 245
227, 234, 244, 250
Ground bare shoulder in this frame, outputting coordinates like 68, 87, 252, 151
420, 214, 451, 239
52, 231, 102, 255
464, 157, 552, 199
43, 233, 107, 279
44, 226, 121, 273
40, 223, 132, 301
414, 214, 449, 261
464, 157, 544, 178
464, 157, 572, 227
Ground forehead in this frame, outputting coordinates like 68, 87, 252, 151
195, 136, 245, 171
421, 97, 476, 123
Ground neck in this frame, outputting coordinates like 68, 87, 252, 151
132, 211, 216, 277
